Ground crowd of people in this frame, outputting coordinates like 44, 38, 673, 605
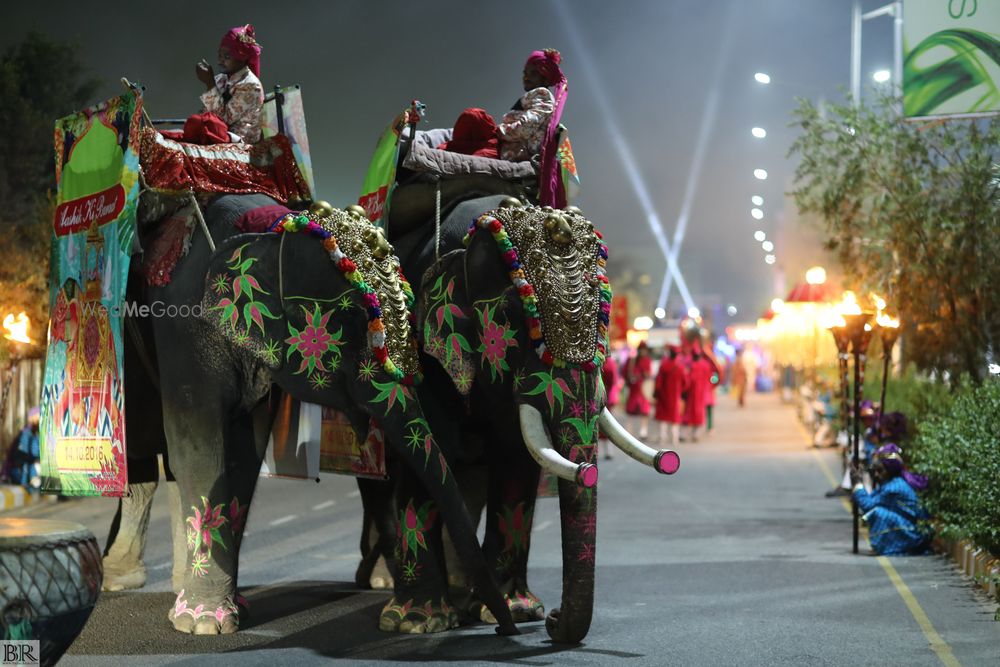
599, 340, 729, 458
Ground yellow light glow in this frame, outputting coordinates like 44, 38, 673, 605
876, 312, 899, 328
870, 292, 887, 312
633, 316, 654, 331
770, 298, 785, 314
805, 266, 827, 285
835, 291, 861, 316
2, 313, 32, 345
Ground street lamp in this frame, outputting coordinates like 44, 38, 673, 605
761, 241, 774, 252
1, 312, 34, 426
754, 169, 768, 180
754, 230, 766, 242
751, 195, 764, 206
835, 292, 874, 555
751, 208, 764, 220
754, 72, 771, 84
751, 127, 767, 138
875, 310, 901, 427
872, 69, 891, 83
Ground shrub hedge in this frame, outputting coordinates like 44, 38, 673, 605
908, 378, 1000, 558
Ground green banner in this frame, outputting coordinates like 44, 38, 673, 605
358, 121, 403, 230
39, 91, 142, 496
903, 0, 1000, 118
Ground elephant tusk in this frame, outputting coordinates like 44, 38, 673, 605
518, 403, 598, 488
599, 408, 680, 475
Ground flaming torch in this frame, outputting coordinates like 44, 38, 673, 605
1, 312, 34, 426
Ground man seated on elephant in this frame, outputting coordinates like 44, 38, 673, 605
175, 24, 264, 145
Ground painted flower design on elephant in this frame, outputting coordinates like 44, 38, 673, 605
399, 499, 437, 558
477, 303, 518, 381
228, 497, 248, 537
285, 304, 343, 376
211, 274, 229, 295
498, 502, 533, 554
187, 496, 228, 575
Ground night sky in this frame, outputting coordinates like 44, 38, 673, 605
2, 1, 895, 323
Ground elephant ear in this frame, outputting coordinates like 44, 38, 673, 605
202, 233, 287, 370
417, 249, 478, 396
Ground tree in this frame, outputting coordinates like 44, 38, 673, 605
0, 32, 100, 355
789, 96, 1000, 383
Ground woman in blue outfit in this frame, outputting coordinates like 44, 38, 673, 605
852, 444, 931, 555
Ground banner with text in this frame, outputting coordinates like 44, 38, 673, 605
40, 91, 142, 496
904, 0, 1000, 118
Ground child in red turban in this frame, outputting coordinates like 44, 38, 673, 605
194, 24, 265, 144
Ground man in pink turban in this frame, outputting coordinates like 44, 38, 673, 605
194, 24, 265, 144
498, 48, 569, 207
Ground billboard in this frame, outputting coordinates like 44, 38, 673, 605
904, 0, 1000, 118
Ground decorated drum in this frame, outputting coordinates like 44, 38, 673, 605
0, 518, 102, 666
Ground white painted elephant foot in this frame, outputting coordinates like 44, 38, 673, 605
169, 589, 240, 635
102, 480, 157, 591
474, 588, 545, 624
370, 555, 395, 590
378, 596, 459, 634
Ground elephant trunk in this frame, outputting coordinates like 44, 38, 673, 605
546, 474, 596, 643
519, 404, 598, 488
599, 408, 680, 475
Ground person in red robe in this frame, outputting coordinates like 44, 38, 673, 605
653, 346, 687, 445
682, 352, 713, 442
624, 342, 653, 439
598, 354, 622, 460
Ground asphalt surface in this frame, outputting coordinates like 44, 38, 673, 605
14, 392, 999, 666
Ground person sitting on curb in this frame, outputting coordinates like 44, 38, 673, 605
7, 408, 41, 492
852, 444, 932, 556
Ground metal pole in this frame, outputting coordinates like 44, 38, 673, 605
877, 353, 891, 429
894, 1, 904, 114
852, 347, 861, 554
851, 0, 862, 107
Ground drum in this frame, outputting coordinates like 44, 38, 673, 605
0, 518, 102, 666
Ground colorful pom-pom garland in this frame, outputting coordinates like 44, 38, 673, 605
269, 212, 421, 385
463, 213, 612, 372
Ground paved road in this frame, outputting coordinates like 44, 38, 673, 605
16, 393, 998, 665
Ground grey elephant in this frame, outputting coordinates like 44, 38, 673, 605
124, 194, 517, 635
353, 195, 680, 643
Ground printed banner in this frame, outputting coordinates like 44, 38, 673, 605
262, 394, 386, 480
261, 84, 315, 199
904, 0, 1000, 117
358, 118, 404, 229
40, 91, 143, 496
557, 131, 581, 201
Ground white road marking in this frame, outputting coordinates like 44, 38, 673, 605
312, 500, 336, 511
534, 520, 553, 532
149, 562, 171, 571
347, 490, 361, 498
269, 514, 297, 526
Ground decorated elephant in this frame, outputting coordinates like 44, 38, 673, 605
355, 194, 681, 643
129, 194, 517, 635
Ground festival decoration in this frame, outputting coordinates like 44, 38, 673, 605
40, 90, 142, 497
463, 205, 611, 372
269, 208, 421, 385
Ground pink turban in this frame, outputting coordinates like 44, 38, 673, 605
221, 24, 262, 78
525, 49, 565, 87
526, 49, 569, 208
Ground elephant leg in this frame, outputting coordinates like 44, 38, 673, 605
379, 471, 458, 634
102, 455, 160, 591
356, 476, 397, 590
477, 430, 544, 624
163, 399, 242, 635
223, 403, 271, 612
440, 461, 488, 610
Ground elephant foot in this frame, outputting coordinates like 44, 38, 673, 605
474, 589, 545, 623
378, 596, 459, 634
169, 589, 240, 635
101, 558, 147, 592
370, 555, 395, 590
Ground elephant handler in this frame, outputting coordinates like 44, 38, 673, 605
164, 24, 265, 145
